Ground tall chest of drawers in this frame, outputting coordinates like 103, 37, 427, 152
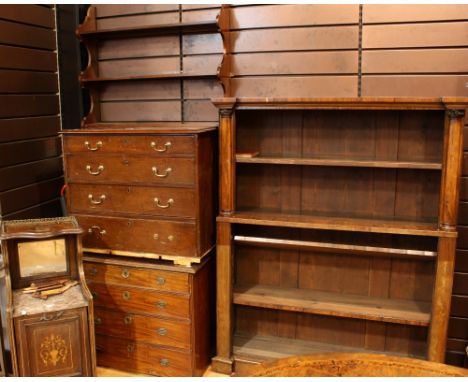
61, 123, 216, 266
61, 123, 217, 375
83, 254, 214, 376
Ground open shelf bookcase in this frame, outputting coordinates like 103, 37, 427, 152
211, 97, 468, 375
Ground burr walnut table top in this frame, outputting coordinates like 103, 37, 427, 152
247, 353, 468, 377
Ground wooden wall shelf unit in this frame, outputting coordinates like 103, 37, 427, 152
211, 97, 468, 375
77, 5, 231, 125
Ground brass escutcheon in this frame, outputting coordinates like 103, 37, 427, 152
121, 269, 130, 278
157, 328, 168, 336
124, 315, 133, 325
156, 276, 165, 285
160, 358, 169, 367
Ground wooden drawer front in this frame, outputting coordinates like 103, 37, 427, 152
84, 262, 189, 293
77, 215, 197, 257
14, 308, 91, 377
66, 155, 195, 186
68, 184, 196, 218
89, 283, 190, 319
63, 135, 195, 156
94, 308, 191, 349
95, 334, 192, 376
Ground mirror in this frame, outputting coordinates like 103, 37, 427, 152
18, 239, 68, 278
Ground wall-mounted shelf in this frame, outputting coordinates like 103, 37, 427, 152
78, 20, 220, 39
77, 5, 231, 126
81, 73, 217, 84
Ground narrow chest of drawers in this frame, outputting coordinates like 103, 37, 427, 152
61, 125, 216, 266
83, 254, 214, 377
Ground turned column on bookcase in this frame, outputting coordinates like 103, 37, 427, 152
212, 100, 236, 374
429, 108, 465, 363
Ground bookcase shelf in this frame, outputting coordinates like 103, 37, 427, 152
218, 210, 451, 238
233, 235, 437, 260
211, 97, 468, 375
235, 155, 442, 170
232, 334, 426, 368
233, 284, 431, 327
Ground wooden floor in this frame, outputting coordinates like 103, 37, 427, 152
96, 366, 229, 377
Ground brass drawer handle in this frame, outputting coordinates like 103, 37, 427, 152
156, 276, 165, 285
160, 358, 170, 367
88, 226, 106, 235
154, 197, 173, 209
123, 315, 133, 325
121, 269, 130, 278
88, 194, 106, 205
40, 311, 64, 321
86, 164, 104, 175
87, 267, 98, 276
84, 140, 102, 151
157, 328, 168, 336
150, 141, 171, 152
92, 291, 99, 299
156, 300, 167, 309
153, 234, 174, 243
95, 317, 102, 325
127, 344, 135, 353
152, 166, 172, 178
122, 291, 131, 300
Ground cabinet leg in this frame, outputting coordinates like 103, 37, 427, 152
212, 222, 233, 374
428, 236, 456, 362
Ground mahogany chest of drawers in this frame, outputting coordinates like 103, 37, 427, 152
61, 124, 216, 266
83, 254, 214, 376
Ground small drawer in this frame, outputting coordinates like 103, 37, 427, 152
94, 307, 191, 349
77, 215, 198, 257
84, 262, 189, 293
68, 184, 196, 219
95, 334, 192, 376
63, 135, 195, 156
66, 154, 195, 186
89, 283, 190, 319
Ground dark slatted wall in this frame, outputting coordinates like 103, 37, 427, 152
91, 4, 223, 123
229, 4, 360, 97
0, 5, 63, 221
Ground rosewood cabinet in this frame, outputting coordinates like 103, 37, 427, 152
211, 97, 468, 375
83, 254, 214, 376
0, 217, 95, 377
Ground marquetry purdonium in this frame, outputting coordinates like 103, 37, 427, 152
0, 217, 96, 376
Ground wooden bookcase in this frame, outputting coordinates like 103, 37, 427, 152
211, 97, 468, 375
